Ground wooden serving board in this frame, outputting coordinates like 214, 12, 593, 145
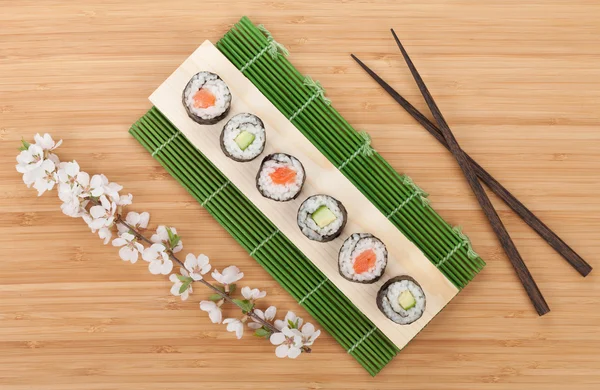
149, 40, 458, 349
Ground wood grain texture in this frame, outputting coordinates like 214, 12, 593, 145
1, 1, 599, 389
390, 32, 549, 315
151, 40, 458, 349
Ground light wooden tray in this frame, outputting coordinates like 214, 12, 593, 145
149, 40, 458, 349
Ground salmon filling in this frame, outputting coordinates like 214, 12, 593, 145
193, 88, 216, 109
353, 249, 377, 274
269, 166, 297, 185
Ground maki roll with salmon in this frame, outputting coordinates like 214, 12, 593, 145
256, 153, 306, 201
377, 276, 426, 325
338, 233, 387, 284
297, 195, 347, 242
183, 71, 231, 125
220, 113, 266, 162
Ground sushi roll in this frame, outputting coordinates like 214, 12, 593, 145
256, 153, 306, 202
377, 276, 426, 325
338, 233, 388, 284
220, 113, 266, 162
297, 195, 347, 242
182, 71, 231, 125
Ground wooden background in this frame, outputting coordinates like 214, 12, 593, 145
1, 1, 599, 389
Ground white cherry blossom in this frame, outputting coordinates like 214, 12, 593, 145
241, 286, 267, 301
32, 159, 57, 196
34, 133, 62, 152
199, 300, 222, 324
56, 161, 81, 190
248, 306, 277, 330
104, 181, 123, 202
16, 144, 45, 175
211, 266, 244, 286
77, 173, 106, 198
275, 311, 303, 331
223, 318, 245, 339
117, 211, 150, 234
270, 326, 303, 359
116, 193, 133, 206
142, 243, 173, 275
151, 225, 183, 253
184, 253, 211, 281
59, 185, 87, 218
112, 232, 144, 263
98, 227, 112, 245
88, 195, 117, 230
169, 271, 193, 301
300, 322, 321, 346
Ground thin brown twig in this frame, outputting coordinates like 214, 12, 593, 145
114, 215, 281, 335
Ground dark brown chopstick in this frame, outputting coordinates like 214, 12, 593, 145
350, 55, 592, 278
389, 29, 550, 316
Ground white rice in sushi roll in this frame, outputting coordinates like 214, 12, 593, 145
338, 233, 388, 283
297, 194, 347, 242
182, 71, 231, 125
220, 113, 266, 162
256, 153, 305, 202
377, 276, 426, 325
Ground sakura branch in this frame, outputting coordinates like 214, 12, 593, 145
16, 133, 320, 359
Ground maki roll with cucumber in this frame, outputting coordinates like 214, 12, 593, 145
220, 113, 266, 162
377, 276, 426, 325
182, 71, 231, 125
338, 233, 387, 284
256, 153, 306, 202
297, 195, 347, 242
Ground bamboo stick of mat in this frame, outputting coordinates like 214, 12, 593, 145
389, 29, 550, 316
350, 55, 592, 278
130, 107, 399, 376
217, 17, 485, 291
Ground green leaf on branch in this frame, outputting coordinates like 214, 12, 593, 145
229, 284, 237, 294
179, 280, 191, 294
254, 328, 270, 338
213, 284, 225, 293
176, 274, 192, 283
232, 299, 254, 313
18, 139, 31, 151
208, 294, 222, 301
166, 227, 181, 249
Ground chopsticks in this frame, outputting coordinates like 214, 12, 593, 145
350, 30, 580, 316
350, 55, 593, 278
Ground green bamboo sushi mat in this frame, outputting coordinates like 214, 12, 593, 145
129, 16, 485, 376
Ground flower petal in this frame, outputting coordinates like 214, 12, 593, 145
161, 259, 174, 275
275, 344, 289, 358
270, 332, 286, 346
235, 324, 243, 339
118, 246, 134, 262
148, 260, 162, 275
265, 306, 277, 321
142, 248, 157, 261
208, 308, 222, 324
302, 323, 315, 337
89, 205, 106, 219
287, 346, 302, 359
170, 282, 181, 296
200, 301, 216, 311
138, 212, 150, 228
241, 286, 251, 300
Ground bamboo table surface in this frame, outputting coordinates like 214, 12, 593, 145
1, 1, 599, 389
